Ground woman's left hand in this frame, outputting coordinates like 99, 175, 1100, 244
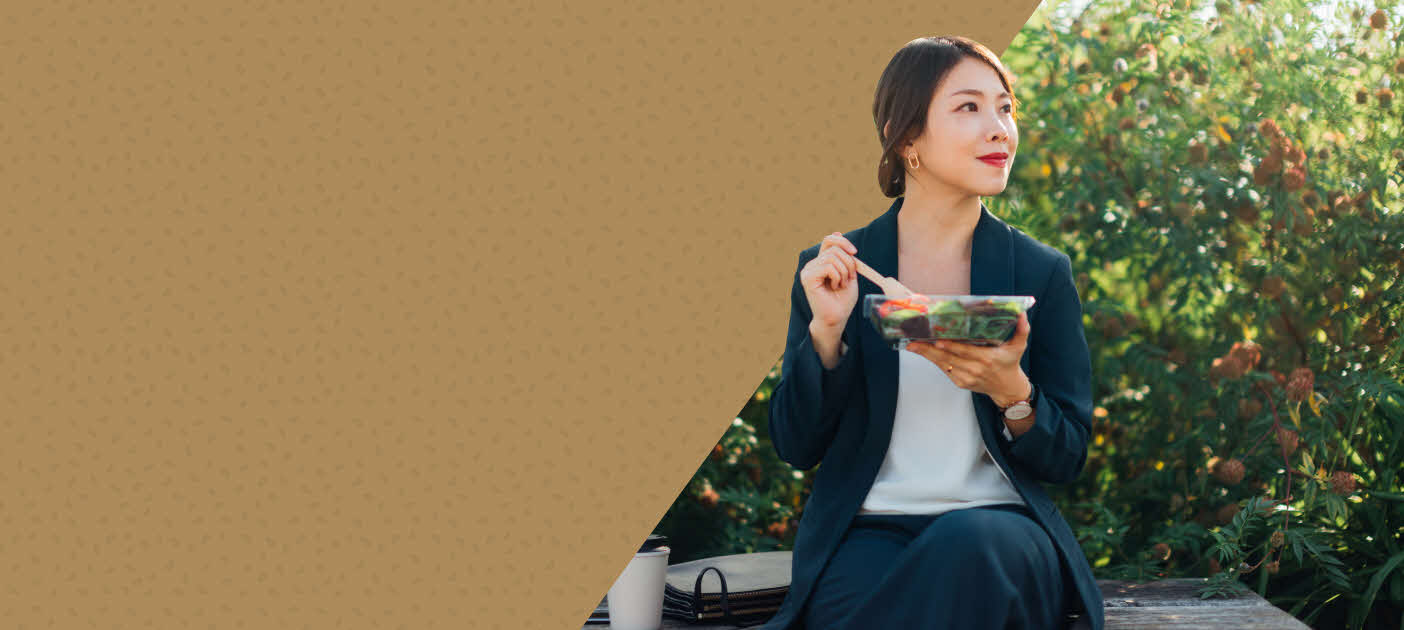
906, 312, 1033, 406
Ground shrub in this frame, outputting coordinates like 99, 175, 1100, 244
661, 2, 1404, 628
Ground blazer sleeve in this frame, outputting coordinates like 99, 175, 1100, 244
767, 249, 861, 471
1004, 252, 1094, 485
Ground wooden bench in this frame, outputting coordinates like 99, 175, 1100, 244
1096, 579, 1309, 629
586, 578, 1310, 629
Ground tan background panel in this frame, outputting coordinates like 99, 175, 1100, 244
0, 1, 1040, 628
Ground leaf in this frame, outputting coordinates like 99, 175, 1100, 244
1368, 490, 1404, 502
1215, 124, 1232, 143
1214, 542, 1236, 563
1359, 550, 1404, 617
1324, 493, 1346, 524
1308, 391, 1322, 417
1318, 554, 1346, 568
1325, 565, 1350, 589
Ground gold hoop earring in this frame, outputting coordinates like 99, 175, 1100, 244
906, 154, 920, 170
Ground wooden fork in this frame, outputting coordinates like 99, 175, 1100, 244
851, 257, 914, 297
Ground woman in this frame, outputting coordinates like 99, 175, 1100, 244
762, 37, 1103, 630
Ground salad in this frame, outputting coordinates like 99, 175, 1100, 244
865, 294, 1035, 348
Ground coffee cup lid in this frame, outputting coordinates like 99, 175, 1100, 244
640, 534, 669, 553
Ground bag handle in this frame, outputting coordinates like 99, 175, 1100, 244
693, 566, 767, 628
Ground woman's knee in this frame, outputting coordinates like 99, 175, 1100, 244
911, 507, 1052, 566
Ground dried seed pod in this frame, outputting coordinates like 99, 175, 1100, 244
1229, 341, 1263, 371
1216, 502, 1241, 524
1152, 543, 1172, 561
1286, 368, 1314, 402
1257, 118, 1283, 140
1284, 168, 1306, 191
1275, 428, 1299, 455
1329, 471, 1357, 495
1213, 459, 1246, 486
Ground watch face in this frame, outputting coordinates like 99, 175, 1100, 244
1005, 403, 1033, 420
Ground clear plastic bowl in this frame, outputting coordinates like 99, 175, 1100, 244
864, 294, 1036, 349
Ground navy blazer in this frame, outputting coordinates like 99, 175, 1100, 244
762, 197, 1104, 630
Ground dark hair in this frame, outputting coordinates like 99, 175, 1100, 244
873, 36, 1017, 197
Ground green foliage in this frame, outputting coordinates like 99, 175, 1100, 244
660, 1, 1404, 628
1003, 1, 1404, 627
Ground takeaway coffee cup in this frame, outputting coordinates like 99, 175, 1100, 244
607, 534, 670, 630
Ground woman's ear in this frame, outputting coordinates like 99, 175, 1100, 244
883, 122, 914, 157
897, 137, 917, 163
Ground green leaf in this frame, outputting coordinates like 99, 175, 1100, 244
1290, 535, 1304, 565
1214, 542, 1236, 563
1357, 552, 1404, 623
1323, 493, 1348, 525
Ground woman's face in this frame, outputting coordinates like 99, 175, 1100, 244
903, 57, 1018, 197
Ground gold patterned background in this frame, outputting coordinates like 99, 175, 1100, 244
0, 2, 1041, 627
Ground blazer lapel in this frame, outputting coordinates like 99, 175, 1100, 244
967, 204, 1018, 451
854, 198, 1016, 482
968, 204, 1015, 308
854, 198, 902, 478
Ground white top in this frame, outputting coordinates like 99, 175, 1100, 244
859, 346, 1026, 514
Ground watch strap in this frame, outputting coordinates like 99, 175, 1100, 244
997, 385, 1036, 412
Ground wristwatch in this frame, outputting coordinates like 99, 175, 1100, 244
998, 386, 1036, 421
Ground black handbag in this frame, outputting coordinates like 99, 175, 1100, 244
668, 551, 792, 627
588, 550, 793, 627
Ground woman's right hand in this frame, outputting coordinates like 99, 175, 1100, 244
800, 232, 861, 330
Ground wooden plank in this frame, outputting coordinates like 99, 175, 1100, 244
1096, 579, 1310, 630
1101, 579, 1277, 607
1104, 606, 1310, 629
584, 579, 1311, 629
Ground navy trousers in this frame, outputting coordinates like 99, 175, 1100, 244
801, 503, 1067, 630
